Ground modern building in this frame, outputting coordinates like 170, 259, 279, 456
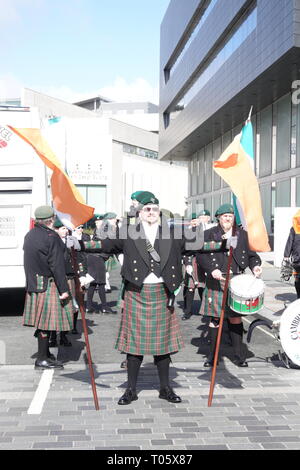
2, 88, 188, 216
75, 96, 159, 133
159, 0, 300, 245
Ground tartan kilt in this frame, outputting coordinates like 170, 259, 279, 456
200, 276, 240, 319
23, 279, 74, 331
115, 283, 184, 356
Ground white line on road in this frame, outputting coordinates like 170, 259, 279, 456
243, 317, 275, 338
27, 369, 54, 415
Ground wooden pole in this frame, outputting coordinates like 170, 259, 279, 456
207, 223, 236, 407
70, 247, 100, 411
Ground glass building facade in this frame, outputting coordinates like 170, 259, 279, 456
159, 0, 300, 248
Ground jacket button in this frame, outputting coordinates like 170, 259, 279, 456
173, 283, 176, 287
172, 274, 175, 278
133, 260, 137, 263
134, 268, 137, 272
172, 266, 175, 269
135, 277, 138, 280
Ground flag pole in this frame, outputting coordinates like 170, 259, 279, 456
208, 222, 236, 407
70, 248, 100, 411
246, 106, 253, 124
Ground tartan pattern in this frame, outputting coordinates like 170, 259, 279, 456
200, 277, 237, 319
105, 255, 118, 272
23, 280, 74, 331
203, 241, 223, 251
115, 283, 184, 355
84, 240, 102, 250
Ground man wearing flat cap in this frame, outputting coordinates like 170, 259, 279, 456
83, 194, 225, 405
197, 203, 262, 367
22, 206, 74, 369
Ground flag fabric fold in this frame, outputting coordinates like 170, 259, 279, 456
9, 127, 94, 228
213, 122, 270, 252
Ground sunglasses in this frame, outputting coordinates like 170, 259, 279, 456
76, 225, 84, 229
142, 206, 160, 213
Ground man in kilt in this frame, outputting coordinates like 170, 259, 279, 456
23, 206, 73, 369
83, 194, 225, 405
197, 203, 262, 368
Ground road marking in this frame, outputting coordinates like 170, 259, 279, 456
243, 317, 275, 338
27, 369, 54, 415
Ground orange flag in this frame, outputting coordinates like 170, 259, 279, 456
9, 127, 94, 228
213, 134, 270, 252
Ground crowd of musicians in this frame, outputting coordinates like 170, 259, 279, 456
23, 189, 272, 405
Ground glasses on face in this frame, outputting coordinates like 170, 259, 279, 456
142, 206, 160, 213
76, 226, 83, 229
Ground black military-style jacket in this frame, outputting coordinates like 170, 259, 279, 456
23, 223, 69, 294
196, 224, 261, 277
83, 221, 224, 293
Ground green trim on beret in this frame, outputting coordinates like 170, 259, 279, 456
135, 191, 156, 203
53, 217, 64, 228
215, 203, 234, 217
131, 190, 143, 200
103, 212, 117, 220
34, 205, 54, 220
198, 209, 210, 217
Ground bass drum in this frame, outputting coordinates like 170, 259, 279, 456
279, 298, 300, 367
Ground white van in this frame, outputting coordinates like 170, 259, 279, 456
0, 106, 48, 288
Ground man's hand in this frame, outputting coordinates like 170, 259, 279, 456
212, 269, 225, 281
252, 265, 262, 278
59, 292, 69, 300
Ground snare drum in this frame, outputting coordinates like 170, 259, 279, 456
279, 298, 300, 366
228, 274, 264, 315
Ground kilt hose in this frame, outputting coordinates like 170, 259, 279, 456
23, 279, 74, 331
115, 283, 184, 356
200, 276, 240, 319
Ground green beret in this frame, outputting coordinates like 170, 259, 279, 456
139, 193, 159, 206
103, 212, 117, 220
135, 191, 156, 203
198, 209, 210, 217
34, 205, 54, 220
131, 190, 143, 200
53, 217, 64, 228
215, 204, 234, 217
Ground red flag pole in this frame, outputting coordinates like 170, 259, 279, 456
207, 223, 236, 407
70, 248, 100, 411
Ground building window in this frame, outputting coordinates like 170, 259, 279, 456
164, 0, 218, 83
76, 185, 106, 215
275, 94, 291, 173
276, 179, 291, 207
259, 105, 272, 177
165, 5, 257, 126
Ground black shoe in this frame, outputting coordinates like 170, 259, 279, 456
47, 352, 56, 361
233, 357, 248, 367
86, 308, 94, 314
203, 360, 213, 367
49, 340, 58, 348
120, 360, 127, 369
34, 359, 64, 369
71, 328, 79, 335
60, 335, 72, 347
159, 386, 182, 403
118, 388, 138, 405
101, 306, 117, 314
234, 358, 248, 367
181, 312, 192, 320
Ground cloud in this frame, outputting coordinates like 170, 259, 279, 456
0, 75, 23, 101
97, 77, 159, 104
0, 75, 159, 106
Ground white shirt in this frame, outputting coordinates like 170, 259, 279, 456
142, 221, 164, 284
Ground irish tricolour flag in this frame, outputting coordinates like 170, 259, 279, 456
9, 127, 94, 228
213, 120, 270, 252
